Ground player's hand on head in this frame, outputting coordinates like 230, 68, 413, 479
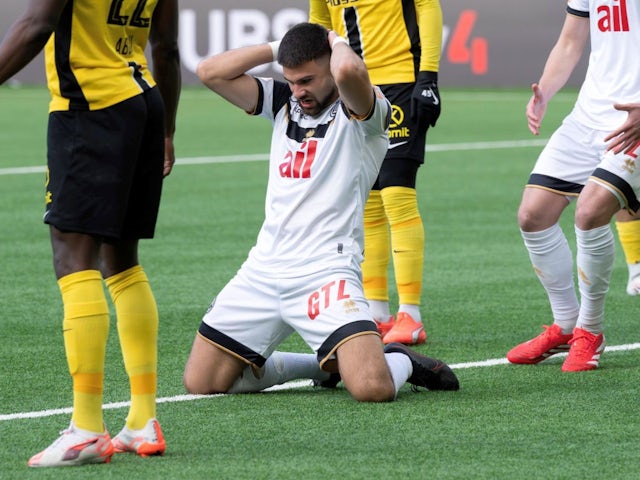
410, 71, 441, 128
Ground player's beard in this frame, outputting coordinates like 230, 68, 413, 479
299, 86, 338, 116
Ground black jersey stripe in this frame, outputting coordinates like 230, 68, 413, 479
54, 0, 89, 111
286, 116, 332, 143
128, 62, 152, 91
343, 7, 363, 57
567, 6, 590, 18
401, 0, 421, 75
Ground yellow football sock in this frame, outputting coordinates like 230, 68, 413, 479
362, 190, 390, 301
616, 220, 640, 264
381, 186, 424, 306
105, 265, 158, 430
59, 270, 109, 433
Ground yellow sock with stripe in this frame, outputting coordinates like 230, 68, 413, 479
59, 270, 109, 433
105, 265, 158, 430
381, 186, 424, 307
362, 190, 390, 304
616, 219, 640, 267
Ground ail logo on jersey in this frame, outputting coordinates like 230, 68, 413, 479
280, 138, 318, 179
597, 0, 630, 32
308, 279, 351, 320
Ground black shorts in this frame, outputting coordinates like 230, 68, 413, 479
374, 83, 429, 190
44, 88, 165, 240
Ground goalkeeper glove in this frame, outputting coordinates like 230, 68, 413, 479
410, 71, 441, 128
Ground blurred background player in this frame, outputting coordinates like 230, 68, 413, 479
0, 0, 180, 467
309, 0, 443, 345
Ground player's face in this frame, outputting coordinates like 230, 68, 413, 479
283, 55, 338, 116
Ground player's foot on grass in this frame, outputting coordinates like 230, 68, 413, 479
111, 418, 166, 457
382, 312, 426, 345
562, 327, 605, 372
375, 316, 395, 339
507, 324, 573, 364
626, 275, 640, 296
312, 372, 341, 389
28, 422, 114, 467
384, 342, 459, 391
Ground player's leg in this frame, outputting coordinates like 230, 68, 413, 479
184, 329, 328, 394
374, 160, 425, 346
184, 264, 330, 394
99, 89, 166, 456
380, 180, 425, 345
508, 117, 600, 365
566, 147, 640, 371
371, 83, 426, 345
508, 186, 578, 364
565, 180, 618, 371
102, 245, 164, 456
296, 267, 458, 400
518, 185, 577, 334
30, 110, 115, 467
614, 209, 640, 295
361, 186, 392, 331
334, 333, 459, 400
183, 334, 249, 393
51, 230, 109, 435
334, 334, 397, 402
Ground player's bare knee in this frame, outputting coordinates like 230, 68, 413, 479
346, 378, 395, 403
183, 371, 228, 395
575, 201, 612, 230
517, 205, 544, 231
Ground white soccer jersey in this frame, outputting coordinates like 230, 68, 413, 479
246, 77, 390, 276
569, 0, 640, 130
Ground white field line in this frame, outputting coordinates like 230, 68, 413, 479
2, 342, 639, 422
0, 139, 548, 176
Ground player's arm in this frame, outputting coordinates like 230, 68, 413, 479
328, 31, 374, 118
149, 0, 181, 177
412, 0, 443, 127
196, 43, 274, 114
309, 0, 333, 29
526, 12, 589, 135
415, 0, 443, 73
0, 0, 67, 85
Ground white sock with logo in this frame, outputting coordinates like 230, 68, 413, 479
521, 224, 579, 334
575, 224, 615, 335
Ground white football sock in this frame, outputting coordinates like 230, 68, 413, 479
369, 300, 392, 322
398, 304, 421, 321
575, 224, 615, 335
384, 352, 412, 397
521, 224, 579, 333
227, 351, 326, 393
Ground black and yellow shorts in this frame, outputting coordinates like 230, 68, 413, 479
44, 88, 165, 240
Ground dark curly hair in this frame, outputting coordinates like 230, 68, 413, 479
278, 23, 331, 68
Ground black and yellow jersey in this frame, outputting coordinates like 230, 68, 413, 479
309, 0, 442, 85
45, 0, 158, 112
